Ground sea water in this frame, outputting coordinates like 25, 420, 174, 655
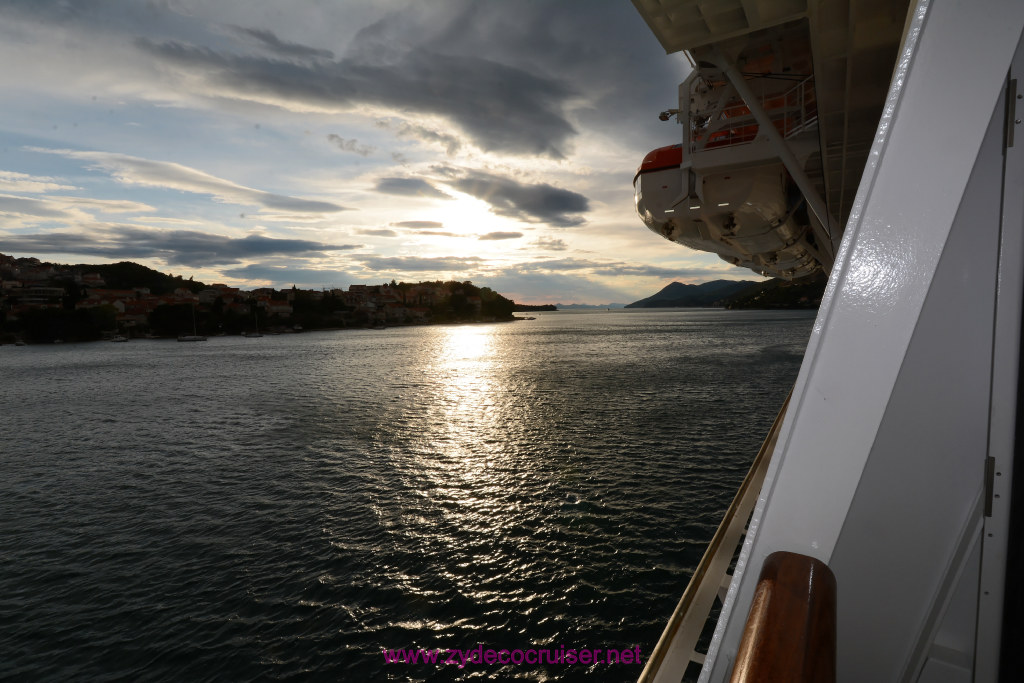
0, 309, 814, 681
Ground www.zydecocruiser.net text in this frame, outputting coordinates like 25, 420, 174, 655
383, 645, 643, 669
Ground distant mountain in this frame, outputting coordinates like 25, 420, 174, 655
555, 303, 627, 310
719, 273, 826, 309
624, 279, 758, 308
70, 260, 207, 295
512, 303, 557, 312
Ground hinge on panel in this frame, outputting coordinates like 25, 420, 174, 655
984, 456, 996, 517
1006, 78, 1018, 149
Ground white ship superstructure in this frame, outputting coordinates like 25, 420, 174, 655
630, 1, 1024, 681
634, 0, 910, 280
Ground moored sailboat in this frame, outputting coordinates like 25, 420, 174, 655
177, 303, 207, 342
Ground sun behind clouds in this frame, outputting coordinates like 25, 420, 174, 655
432, 192, 496, 235
409, 191, 525, 258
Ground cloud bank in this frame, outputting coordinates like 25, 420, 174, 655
30, 148, 347, 214
0, 226, 359, 267
447, 169, 588, 227
357, 255, 482, 272
134, 34, 577, 158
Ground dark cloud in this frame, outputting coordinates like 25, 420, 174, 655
229, 26, 335, 61
375, 177, 450, 199
376, 119, 462, 156
478, 231, 522, 241
391, 220, 444, 229
447, 170, 588, 227
357, 228, 398, 237
532, 237, 568, 251
1, 191, 153, 223
134, 35, 577, 158
0, 194, 75, 219
221, 263, 356, 288
6, 0, 677, 160
429, 164, 462, 179
408, 0, 685, 153
0, 226, 360, 267
327, 133, 375, 157
358, 255, 482, 272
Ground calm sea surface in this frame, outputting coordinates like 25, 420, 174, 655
1, 309, 814, 681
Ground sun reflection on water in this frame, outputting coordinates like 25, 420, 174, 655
436, 324, 498, 447
401, 325, 536, 584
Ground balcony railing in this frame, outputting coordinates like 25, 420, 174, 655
637, 392, 791, 683
689, 76, 817, 154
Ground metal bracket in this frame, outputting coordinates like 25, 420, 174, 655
1006, 78, 1018, 149
709, 47, 838, 270
984, 455, 996, 517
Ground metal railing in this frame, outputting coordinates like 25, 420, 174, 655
637, 392, 792, 683
689, 76, 817, 154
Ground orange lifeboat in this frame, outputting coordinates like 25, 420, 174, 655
634, 143, 683, 184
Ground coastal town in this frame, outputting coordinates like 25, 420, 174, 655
0, 253, 517, 344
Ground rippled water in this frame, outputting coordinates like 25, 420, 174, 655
0, 309, 813, 681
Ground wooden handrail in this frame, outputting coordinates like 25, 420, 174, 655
729, 551, 837, 683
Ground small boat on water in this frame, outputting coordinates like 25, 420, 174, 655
178, 303, 207, 341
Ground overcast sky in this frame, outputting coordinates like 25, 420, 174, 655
0, 0, 753, 303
